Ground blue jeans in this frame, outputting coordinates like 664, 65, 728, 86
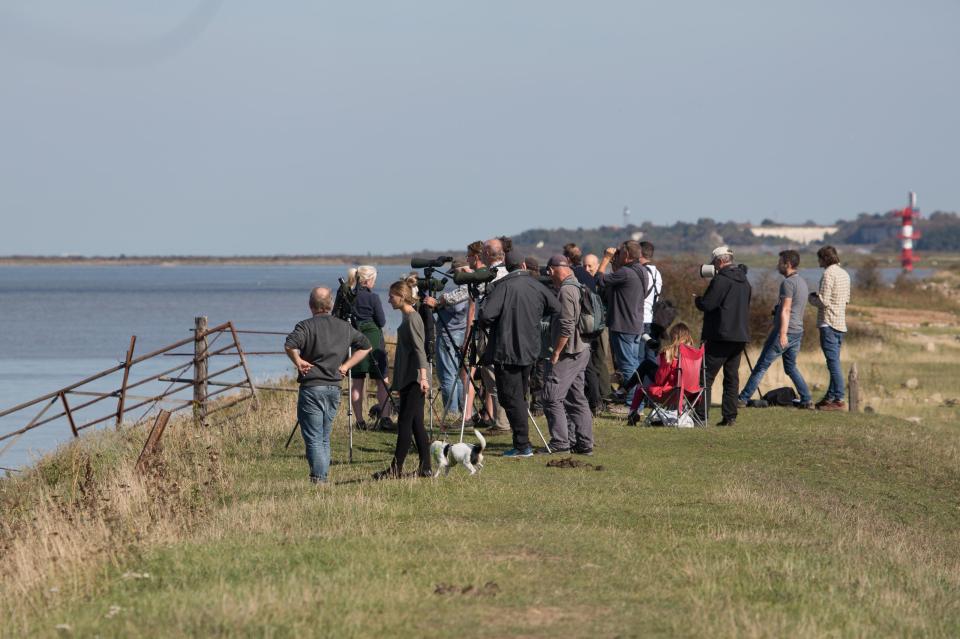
739, 331, 811, 403
297, 385, 341, 482
436, 327, 465, 413
609, 330, 641, 402
819, 326, 845, 401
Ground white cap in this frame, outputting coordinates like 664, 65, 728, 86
710, 245, 733, 261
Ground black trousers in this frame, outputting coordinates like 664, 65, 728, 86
585, 332, 612, 410
703, 340, 745, 422
495, 363, 532, 450
391, 383, 431, 475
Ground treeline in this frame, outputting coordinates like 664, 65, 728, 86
511, 219, 768, 256
827, 211, 960, 251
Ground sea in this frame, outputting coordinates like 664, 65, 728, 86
0, 263, 926, 472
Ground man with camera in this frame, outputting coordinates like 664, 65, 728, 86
478, 251, 560, 457
808, 245, 851, 411
540, 255, 593, 454
285, 287, 372, 484
422, 259, 471, 418
737, 249, 813, 410
597, 240, 651, 407
695, 246, 751, 426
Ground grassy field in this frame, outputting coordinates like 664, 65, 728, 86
2, 306, 959, 637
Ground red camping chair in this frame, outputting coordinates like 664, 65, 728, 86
634, 344, 707, 427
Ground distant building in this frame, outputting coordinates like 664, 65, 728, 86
748, 225, 838, 244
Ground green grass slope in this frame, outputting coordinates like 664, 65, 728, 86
4, 390, 959, 638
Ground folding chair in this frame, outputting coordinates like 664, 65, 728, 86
674, 344, 707, 427
632, 344, 707, 427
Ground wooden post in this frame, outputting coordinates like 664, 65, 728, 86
116, 335, 136, 429
848, 362, 860, 412
59, 392, 79, 438
194, 316, 209, 425
136, 410, 171, 474
228, 322, 260, 409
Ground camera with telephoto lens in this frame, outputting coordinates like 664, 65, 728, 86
453, 267, 499, 285
699, 264, 716, 279
410, 256, 453, 269
640, 332, 660, 351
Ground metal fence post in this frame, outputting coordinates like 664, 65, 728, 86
194, 316, 209, 425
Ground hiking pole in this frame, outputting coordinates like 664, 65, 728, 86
527, 408, 551, 453
284, 421, 299, 449
428, 361, 435, 440
347, 347, 354, 464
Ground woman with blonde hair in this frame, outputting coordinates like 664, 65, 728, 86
627, 322, 695, 421
373, 280, 432, 479
341, 265, 392, 429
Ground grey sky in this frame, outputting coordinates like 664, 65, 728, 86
1, 1, 958, 256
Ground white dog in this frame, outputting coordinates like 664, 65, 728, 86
430, 429, 486, 477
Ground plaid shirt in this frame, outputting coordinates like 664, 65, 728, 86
810, 264, 850, 332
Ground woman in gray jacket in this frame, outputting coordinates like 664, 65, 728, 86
373, 280, 432, 479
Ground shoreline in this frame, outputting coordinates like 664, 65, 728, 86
0, 256, 417, 267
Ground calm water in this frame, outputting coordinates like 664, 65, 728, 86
0, 263, 927, 472
0, 264, 412, 471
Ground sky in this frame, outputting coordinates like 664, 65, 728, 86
1, 1, 958, 256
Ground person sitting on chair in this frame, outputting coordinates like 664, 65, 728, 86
627, 323, 694, 424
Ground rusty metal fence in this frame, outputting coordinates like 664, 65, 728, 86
0, 318, 292, 468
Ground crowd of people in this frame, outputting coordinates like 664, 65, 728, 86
283, 238, 851, 483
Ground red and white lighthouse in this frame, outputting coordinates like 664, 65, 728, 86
894, 192, 921, 272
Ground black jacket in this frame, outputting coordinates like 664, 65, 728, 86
478, 270, 561, 366
695, 264, 752, 343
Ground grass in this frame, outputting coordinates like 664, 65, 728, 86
3, 311, 960, 637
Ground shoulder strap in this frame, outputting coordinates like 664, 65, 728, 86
628, 263, 652, 299
644, 264, 661, 305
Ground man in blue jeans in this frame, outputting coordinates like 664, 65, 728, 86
596, 240, 651, 408
285, 287, 372, 484
808, 245, 851, 411
423, 259, 471, 417
738, 250, 813, 408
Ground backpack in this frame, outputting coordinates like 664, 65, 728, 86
561, 281, 606, 337
763, 387, 797, 406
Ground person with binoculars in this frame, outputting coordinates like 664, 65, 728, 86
596, 240, 652, 408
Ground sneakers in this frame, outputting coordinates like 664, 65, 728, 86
606, 403, 630, 415
571, 446, 593, 456
796, 401, 816, 410
535, 446, 569, 455
818, 400, 845, 411
736, 399, 748, 408
716, 418, 736, 427
502, 447, 534, 458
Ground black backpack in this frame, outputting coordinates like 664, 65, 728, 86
763, 387, 797, 406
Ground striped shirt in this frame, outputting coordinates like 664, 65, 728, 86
810, 264, 851, 332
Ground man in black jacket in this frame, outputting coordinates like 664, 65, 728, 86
478, 251, 561, 457
695, 246, 752, 426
